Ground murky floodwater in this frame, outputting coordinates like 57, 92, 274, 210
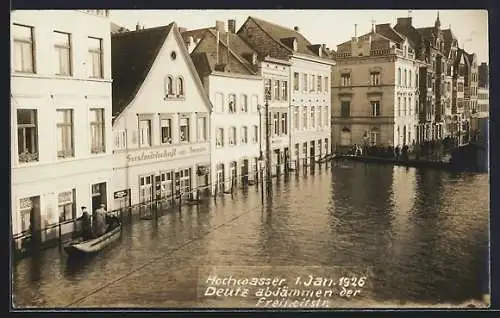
12, 162, 490, 308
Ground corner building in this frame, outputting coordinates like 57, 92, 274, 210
11, 10, 113, 247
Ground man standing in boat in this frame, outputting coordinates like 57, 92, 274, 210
80, 206, 92, 240
94, 204, 108, 236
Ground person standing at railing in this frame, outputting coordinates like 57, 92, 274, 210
93, 204, 107, 236
80, 206, 92, 240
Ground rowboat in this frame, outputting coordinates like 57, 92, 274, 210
64, 222, 122, 256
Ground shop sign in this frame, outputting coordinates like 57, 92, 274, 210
126, 144, 209, 163
114, 190, 129, 199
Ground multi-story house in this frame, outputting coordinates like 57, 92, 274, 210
182, 20, 263, 194
11, 10, 113, 249
331, 23, 419, 149
111, 22, 212, 209
238, 17, 334, 170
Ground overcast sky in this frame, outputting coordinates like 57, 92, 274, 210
110, 9, 489, 63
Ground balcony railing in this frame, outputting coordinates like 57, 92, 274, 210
91, 145, 106, 154
18, 151, 39, 163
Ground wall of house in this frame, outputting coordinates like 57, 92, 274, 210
112, 27, 211, 207
290, 56, 332, 165
11, 10, 113, 237
208, 73, 262, 193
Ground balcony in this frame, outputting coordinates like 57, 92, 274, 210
91, 145, 106, 154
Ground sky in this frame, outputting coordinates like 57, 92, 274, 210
110, 9, 489, 63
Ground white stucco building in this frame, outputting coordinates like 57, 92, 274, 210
183, 21, 263, 194
11, 10, 113, 246
237, 17, 334, 170
111, 22, 212, 209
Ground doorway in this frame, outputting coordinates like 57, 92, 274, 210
91, 182, 107, 213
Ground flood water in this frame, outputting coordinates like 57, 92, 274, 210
12, 162, 490, 308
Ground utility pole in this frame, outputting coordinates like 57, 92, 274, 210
265, 89, 272, 197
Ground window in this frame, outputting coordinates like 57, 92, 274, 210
370, 72, 380, 85
90, 108, 105, 153
215, 92, 224, 112
404, 69, 407, 86
176, 77, 184, 96
409, 70, 412, 87
340, 127, 351, 146
58, 190, 75, 221
323, 107, 328, 127
228, 94, 236, 113
264, 79, 271, 99
160, 118, 172, 144
252, 125, 258, 143
273, 80, 280, 100
19, 197, 37, 233
324, 77, 329, 92
251, 95, 258, 113
317, 75, 322, 92
241, 126, 248, 144
179, 117, 190, 142
397, 97, 401, 117
239, 94, 248, 112
310, 106, 315, 128
273, 113, 279, 135
341, 101, 350, 117
88, 37, 103, 78
56, 109, 74, 158
318, 106, 322, 127
370, 129, 379, 146
294, 107, 299, 130
281, 81, 288, 101
324, 138, 329, 154
281, 113, 287, 135
397, 68, 401, 86
458, 83, 464, 92
302, 73, 307, 92
341, 73, 351, 86
311, 75, 316, 91
139, 119, 151, 147
197, 116, 207, 142
13, 24, 34, 73
216, 128, 224, 147
293, 72, 299, 91
166, 76, 174, 96
302, 107, 308, 129
229, 127, 236, 146
54, 31, 71, 75
403, 98, 407, 116
115, 130, 127, 149
371, 101, 380, 117
17, 109, 38, 163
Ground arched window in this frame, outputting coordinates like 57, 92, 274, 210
340, 127, 351, 146
165, 76, 174, 96
176, 77, 184, 96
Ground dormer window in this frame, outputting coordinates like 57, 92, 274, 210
252, 53, 257, 65
292, 39, 298, 51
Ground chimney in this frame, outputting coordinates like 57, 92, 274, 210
136, 22, 141, 31
397, 17, 412, 27
294, 26, 300, 32
178, 27, 187, 33
215, 20, 225, 33
228, 19, 236, 33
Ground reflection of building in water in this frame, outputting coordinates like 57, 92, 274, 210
111, 22, 212, 208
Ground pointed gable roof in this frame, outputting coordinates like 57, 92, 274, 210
183, 27, 259, 76
112, 22, 212, 120
238, 16, 323, 59
112, 23, 174, 117
442, 28, 457, 58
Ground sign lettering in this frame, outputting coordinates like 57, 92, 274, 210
126, 145, 209, 163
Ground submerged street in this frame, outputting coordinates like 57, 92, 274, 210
12, 162, 489, 308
